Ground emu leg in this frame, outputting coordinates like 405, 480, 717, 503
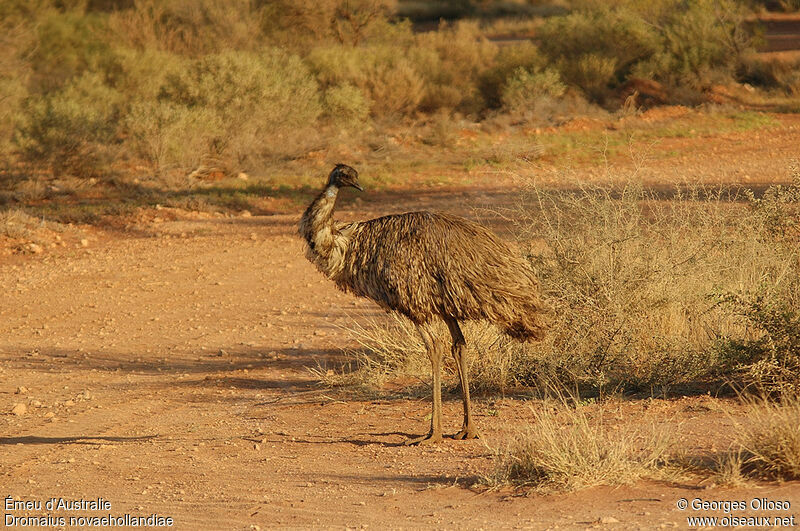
404, 322, 444, 446
445, 317, 479, 440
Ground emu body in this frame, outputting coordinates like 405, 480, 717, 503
300, 164, 546, 444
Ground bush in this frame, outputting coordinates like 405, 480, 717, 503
538, 0, 756, 102
655, 0, 753, 84
15, 72, 122, 177
479, 41, 546, 109
307, 45, 424, 118
108, 0, 265, 56
537, 7, 660, 101
124, 101, 220, 176
713, 172, 800, 394
322, 83, 371, 125
28, 9, 116, 94
501, 67, 566, 117
411, 21, 497, 113
159, 49, 322, 169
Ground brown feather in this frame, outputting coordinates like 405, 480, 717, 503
299, 179, 546, 341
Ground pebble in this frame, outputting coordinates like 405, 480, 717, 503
80, 239, 89, 247
28, 243, 43, 254
16, 386, 28, 394
11, 403, 27, 415
600, 516, 620, 524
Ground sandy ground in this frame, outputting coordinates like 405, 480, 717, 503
2, 114, 800, 529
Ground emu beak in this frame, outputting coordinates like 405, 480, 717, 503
352, 183, 364, 192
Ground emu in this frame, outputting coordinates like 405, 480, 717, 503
299, 164, 546, 445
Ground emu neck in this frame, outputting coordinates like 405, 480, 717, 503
299, 184, 347, 277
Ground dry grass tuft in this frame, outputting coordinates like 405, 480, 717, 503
490, 402, 674, 491
736, 396, 800, 480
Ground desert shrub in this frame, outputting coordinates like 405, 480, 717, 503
411, 21, 497, 113
28, 8, 116, 94
322, 84, 371, 125
501, 67, 566, 116
124, 101, 219, 176
713, 173, 800, 393
652, 0, 753, 85
536, 7, 660, 101
479, 41, 547, 109
491, 402, 673, 490
735, 396, 800, 480
738, 55, 800, 94
538, 0, 756, 102
262, 0, 396, 49
108, 0, 265, 56
158, 49, 321, 169
307, 45, 424, 118
15, 72, 122, 177
0, 7, 35, 156
104, 47, 186, 103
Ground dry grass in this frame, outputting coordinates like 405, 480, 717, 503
489, 401, 675, 491
736, 396, 800, 480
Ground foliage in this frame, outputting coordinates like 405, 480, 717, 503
15, 72, 122, 176
501, 67, 566, 117
158, 49, 321, 168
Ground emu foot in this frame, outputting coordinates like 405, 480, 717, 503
452, 427, 480, 440
403, 432, 443, 446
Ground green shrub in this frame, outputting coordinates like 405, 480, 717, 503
322, 83, 371, 125
480, 41, 546, 109
656, 0, 753, 84
125, 101, 220, 176
538, 0, 756, 101
159, 49, 321, 167
537, 7, 660, 100
28, 9, 116, 94
501, 67, 566, 115
307, 45, 424, 118
108, 0, 264, 56
411, 21, 497, 113
263, 0, 395, 49
15, 72, 122, 177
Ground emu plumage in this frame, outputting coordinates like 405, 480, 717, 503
299, 164, 546, 444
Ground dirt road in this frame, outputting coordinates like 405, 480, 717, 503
3, 115, 800, 529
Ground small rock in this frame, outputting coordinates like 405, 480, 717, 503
600, 516, 620, 524
241, 210, 252, 218
250, 233, 257, 240
11, 403, 27, 416
16, 386, 28, 394
30, 400, 42, 408
44, 412, 55, 419
80, 239, 89, 247
64, 400, 75, 407
237, 172, 249, 181
28, 243, 43, 254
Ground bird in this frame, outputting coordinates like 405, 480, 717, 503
299, 164, 546, 445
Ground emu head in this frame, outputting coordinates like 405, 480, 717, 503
328, 164, 362, 191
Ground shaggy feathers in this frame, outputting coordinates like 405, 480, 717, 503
299, 172, 546, 341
